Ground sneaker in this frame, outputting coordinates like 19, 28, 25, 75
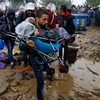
10, 62, 16, 68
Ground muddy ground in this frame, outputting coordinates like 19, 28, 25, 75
0, 26, 100, 100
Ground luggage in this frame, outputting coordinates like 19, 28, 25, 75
64, 43, 79, 64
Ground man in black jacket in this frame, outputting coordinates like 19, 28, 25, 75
0, 8, 16, 67
58, 5, 75, 35
58, 5, 75, 62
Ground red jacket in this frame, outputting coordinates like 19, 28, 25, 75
47, 10, 57, 29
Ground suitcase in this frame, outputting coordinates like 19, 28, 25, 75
64, 46, 78, 64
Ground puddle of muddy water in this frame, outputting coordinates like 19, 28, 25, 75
0, 58, 100, 100
69, 58, 100, 91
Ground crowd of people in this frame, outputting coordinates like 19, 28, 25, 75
0, 2, 100, 100
68, 4, 100, 26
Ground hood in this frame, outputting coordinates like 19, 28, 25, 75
15, 21, 35, 37
25, 2, 35, 10
64, 11, 71, 17
46, 3, 56, 12
6, 8, 15, 17
47, 10, 54, 15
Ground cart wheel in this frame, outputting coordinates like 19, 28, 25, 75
59, 65, 69, 73
64, 65, 69, 73
46, 68, 55, 76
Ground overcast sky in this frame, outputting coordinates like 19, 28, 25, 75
72, 0, 86, 6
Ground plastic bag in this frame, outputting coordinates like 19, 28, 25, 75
15, 17, 35, 37
0, 61, 6, 69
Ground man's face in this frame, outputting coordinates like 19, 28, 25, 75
26, 10, 34, 16
36, 14, 48, 29
58, 8, 62, 15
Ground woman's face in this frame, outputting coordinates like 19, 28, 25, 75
29, 18, 35, 24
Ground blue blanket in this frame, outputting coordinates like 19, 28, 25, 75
30, 36, 60, 54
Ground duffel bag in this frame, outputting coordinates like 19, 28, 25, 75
64, 47, 78, 64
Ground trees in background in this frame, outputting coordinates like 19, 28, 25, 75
10, 0, 37, 8
38, 0, 71, 7
1, 0, 72, 9
86, 0, 100, 6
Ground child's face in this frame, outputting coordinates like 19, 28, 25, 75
29, 18, 35, 24
34, 28, 39, 36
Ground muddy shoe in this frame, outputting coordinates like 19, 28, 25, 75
10, 62, 16, 68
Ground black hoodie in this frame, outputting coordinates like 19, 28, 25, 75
6, 8, 15, 17
59, 11, 75, 35
0, 8, 16, 33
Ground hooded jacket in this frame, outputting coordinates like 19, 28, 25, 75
59, 11, 75, 35
0, 8, 16, 39
0, 8, 16, 33
6, 8, 15, 17
47, 10, 57, 29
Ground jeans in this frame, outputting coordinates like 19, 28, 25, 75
59, 43, 64, 60
31, 60, 44, 100
21, 51, 28, 64
4, 38, 15, 62
21, 51, 31, 65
